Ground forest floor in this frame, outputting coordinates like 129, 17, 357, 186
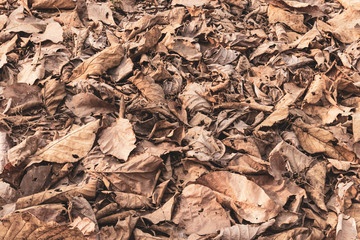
0, 0, 359, 239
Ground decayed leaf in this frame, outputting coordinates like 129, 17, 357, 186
336, 213, 358, 240
269, 140, 314, 179
0, 35, 17, 69
227, 154, 269, 174
222, 135, 261, 158
353, 108, 360, 142
172, 184, 231, 235
293, 119, 355, 162
197, 171, 282, 223
69, 44, 124, 82
327, 9, 360, 43
42, 79, 66, 115
169, 39, 202, 61
99, 118, 136, 161
30, 120, 100, 164
7, 132, 40, 167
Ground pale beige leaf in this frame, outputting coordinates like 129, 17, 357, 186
327, 9, 360, 43
69, 44, 124, 82
337, 0, 360, 10
30, 120, 100, 164
99, 118, 136, 161
353, 108, 360, 142
336, 214, 358, 240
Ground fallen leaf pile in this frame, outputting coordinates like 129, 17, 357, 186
2, 0, 360, 239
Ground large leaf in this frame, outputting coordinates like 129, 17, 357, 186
30, 120, 100, 164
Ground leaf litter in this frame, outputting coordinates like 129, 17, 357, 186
1, 0, 360, 239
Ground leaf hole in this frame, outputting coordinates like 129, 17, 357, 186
72, 154, 79, 159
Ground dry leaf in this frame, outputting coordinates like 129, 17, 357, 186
99, 118, 136, 161
197, 171, 282, 223
172, 184, 231, 235
69, 44, 124, 82
30, 120, 100, 164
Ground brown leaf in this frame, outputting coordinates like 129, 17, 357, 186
65, 93, 116, 118
30, 0, 75, 9
128, 71, 165, 104
0, 212, 85, 240
100, 152, 163, 197
98, 118, 136, 161
172, 184, 231, 235
214, 220, 275, 240
30, 120, 100, 164
144, 194, 177, 224
293, 119, 356, 162
69, 44, 125, 82
268, 5, 307, 33
197, 171, 282, 223
42, 79, 66, 115
303, 74, 325, 104
16, 178, 97, 210
305, 161, 327, 211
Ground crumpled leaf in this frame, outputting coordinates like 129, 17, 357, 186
179, 83, 211, 114
98, 118, 136, 161
30, 120, 100, 164
185, 126, 225, 162
69, 44, 124, 82
172, 184, 231, 235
